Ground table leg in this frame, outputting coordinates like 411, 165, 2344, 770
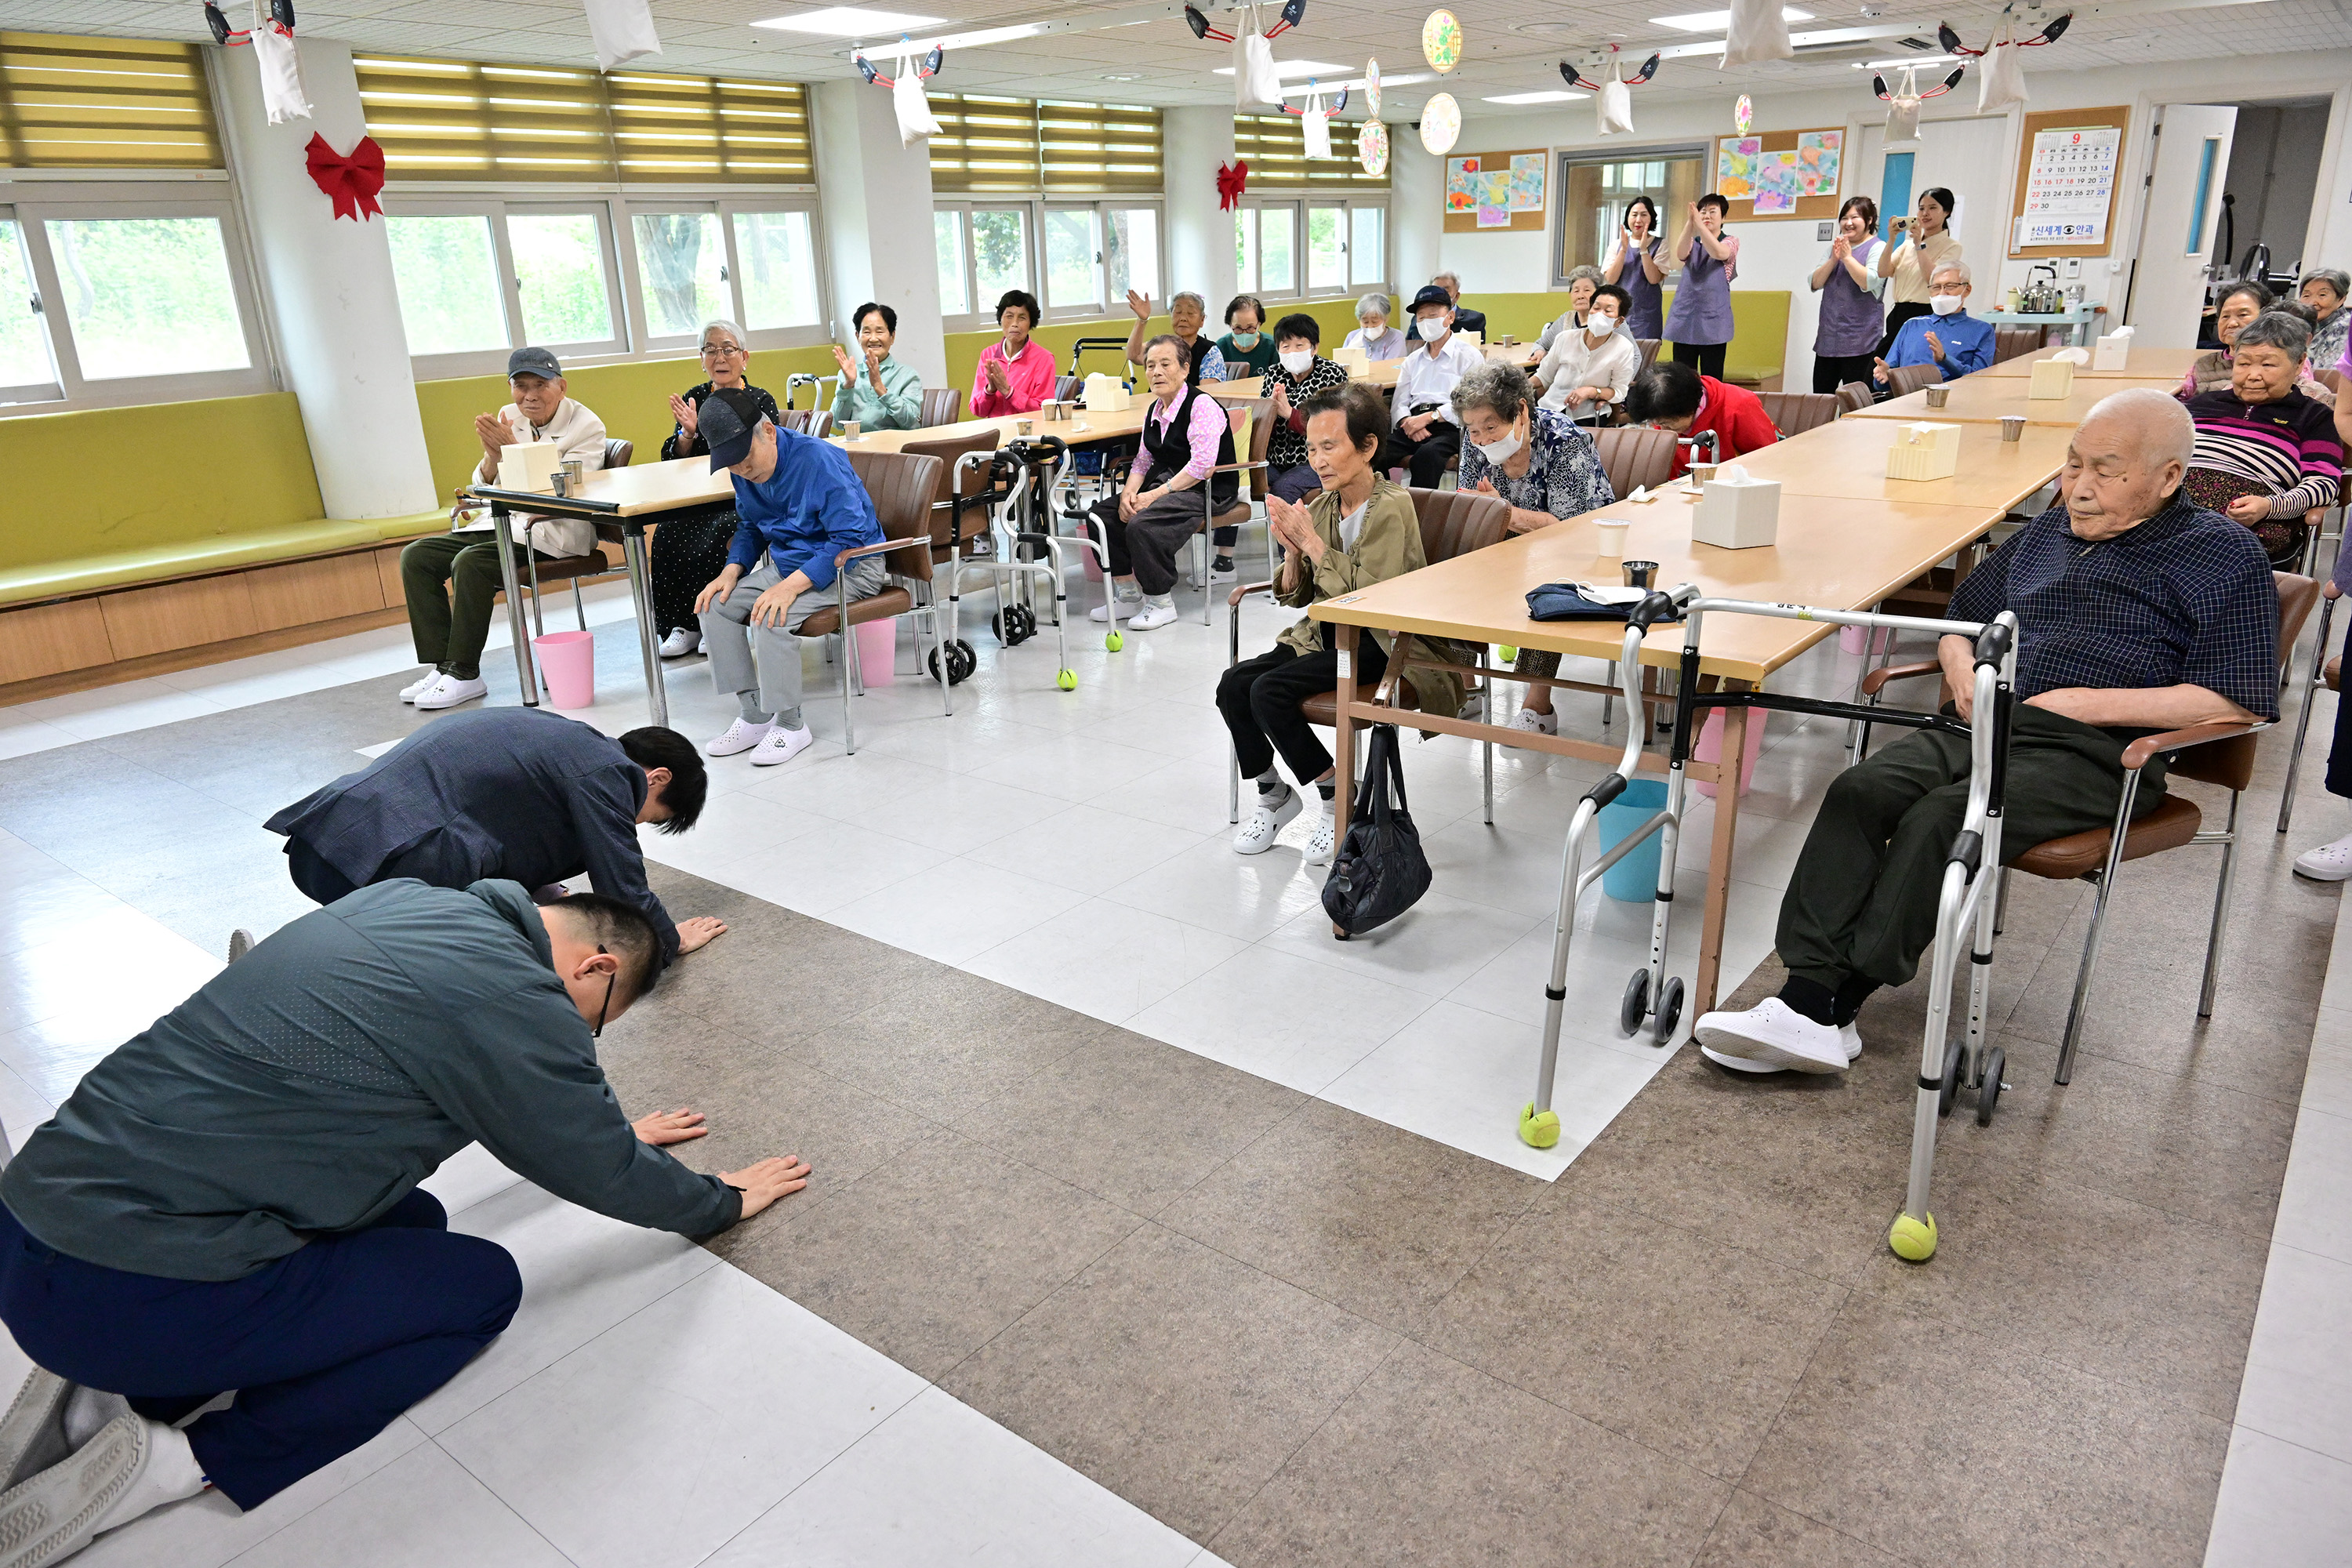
1334, 622, 1359, 824
1693, 685, 1749, 1018
622, 523, 667, 728
492, 507, 540, 707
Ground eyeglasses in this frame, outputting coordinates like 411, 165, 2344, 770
701, 343, 746, 358
592, 944, 615, 1039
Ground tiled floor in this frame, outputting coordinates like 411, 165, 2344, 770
2, 550, 2347, 1565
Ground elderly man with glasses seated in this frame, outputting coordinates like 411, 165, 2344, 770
647, 320, 781, 660
1873, 260, 1994, 389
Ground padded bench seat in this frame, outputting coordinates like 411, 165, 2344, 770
0, 510, 445, 608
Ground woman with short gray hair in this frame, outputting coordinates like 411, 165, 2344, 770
1540, 264, 1608, 351
652, 321, 782, 657
2299, 268, 2350, 373
1122, 288, 1227, 385
1450, 360, 1617, 734
2183, 309, 2342, 566
1343, 291, 1405, 361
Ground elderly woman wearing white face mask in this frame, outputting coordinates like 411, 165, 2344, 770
1259, 311, 1351, 507
1341, 292, 1406, 361
1532, 283, 1642, 423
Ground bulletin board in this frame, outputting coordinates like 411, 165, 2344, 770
1443, 148, 1548, 233
2005, 105, 2130, 260
1710, 125, 1845, 222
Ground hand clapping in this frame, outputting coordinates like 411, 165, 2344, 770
669, 394, 698, 437
1267, 496, 1325, 562
1923, 330, 1946, 361
1127, 289, 1152, 321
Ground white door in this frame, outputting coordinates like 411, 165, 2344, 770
2126, 104, 2237, 348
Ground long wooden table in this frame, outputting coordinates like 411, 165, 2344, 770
1978, 344, 2200, 380
1849, 372, 2179, 426
1730, 416, 2075, 514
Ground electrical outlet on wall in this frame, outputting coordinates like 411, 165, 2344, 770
1818, 222, 1834, 241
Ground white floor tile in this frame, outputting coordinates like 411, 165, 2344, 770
966, 898, 1246, 1026
9, 679, 225, 740
2271, 1106, 2352, 1267
2203, 1426, 2352, 1568
833, 771, 1072, 855
1092, 755, 1243, 834
1127, 944, 1431, 1096
220, 1442, 569, 1568
707, 1385, 1198, 1568
0, 718, 82, 761
826, 855, 1087, 966
1102, 833, 1330, 942
739, 750, 953, 822
438, 1265, 923, 1568
718, 822, 951, 919
967, 733, 1181, 803
967, 803, 1210, 897
2233, 1243, 2352, 1465
1265, 891, 1541, 999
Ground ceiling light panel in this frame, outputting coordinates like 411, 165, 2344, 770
1648, 6, 1810, 30
1210, 57, 1348, 78
750, 5, 945, 35
1483, 89, 1590, 103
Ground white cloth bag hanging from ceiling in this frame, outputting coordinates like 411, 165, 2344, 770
1598, 64, 1635, 136
1884, 65, 1923, 146
248, 16, 311, 124
891, 70, 942, 146
1302, 89, 1332, 158
1976, 20, 2027, 111
1236, 4, 1285, 107
583, 0, 662, 71
1719, 0, 1793, 67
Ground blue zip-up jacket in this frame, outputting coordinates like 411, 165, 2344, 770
724, 424, 883, 591
1883, 309, 1997, 382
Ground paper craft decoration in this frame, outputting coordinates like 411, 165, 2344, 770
1562, 53, 1660, 138
1938, 13, 2067, 113
1719, 0, 1792, 67
1422, 9, 1461, 71
305, 133, 384, 220
1216, 160, 1250, 209
855, 45, 946, 145
1873, 63, 1963, 147
1302, 86, 1333, 158
1365, 56, 1381, 118
1508, 152, 1544, 209
1734, 93, 1752, 133
1358, 118, 1389, 176
1692, 464, 1780, 549
204, 0, 310, 124
1420, 93, 1461, 154
583, 0, 662, 71
1716, 136, 1761, 199
1884, 423, 1962, 481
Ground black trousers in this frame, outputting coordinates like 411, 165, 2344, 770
1813, 352, 1878, 395
1218, 630, 1389, 787
1386, 423, 1461, 487
399, 533, 562, 681
1671, 341, 1728, 379
648, 503, 742, 637
1878, 303, 1929, 358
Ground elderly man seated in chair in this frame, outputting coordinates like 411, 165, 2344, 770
1695, 388, 2280, 1074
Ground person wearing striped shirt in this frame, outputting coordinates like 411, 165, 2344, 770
2183, 311, 2345, 568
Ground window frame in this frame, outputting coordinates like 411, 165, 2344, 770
1236, 193, 1387, 302
937, 195, 1164, 332
1551, 143, 1707, 289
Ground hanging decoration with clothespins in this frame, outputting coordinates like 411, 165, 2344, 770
1279, 82, 1348, 159
1216, 160, 1250, 209
1561, 47, 1661, 138
1734, 93, 1752, 133
1186, 0, 1304, 110
1719, 0, 1792, 67
854, 40, 945, 145
204, 0, 311, 123
1939, 7, 2068, 112
1364, 57, 1381, 118
581, 0, 662, 71
1873, 60, 1966, 147
1358, 118, 1388, 178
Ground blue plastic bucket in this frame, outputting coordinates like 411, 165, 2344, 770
1596, 779, 1669, 903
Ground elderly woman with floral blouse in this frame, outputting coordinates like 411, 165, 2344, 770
650, 319, 780, 659
1451, 360, 1617, 735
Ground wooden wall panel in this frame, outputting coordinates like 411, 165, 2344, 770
376, 545, 408, 608
101, 575, 260, 660
0, 598, 115, 683
247, 554, 385, 633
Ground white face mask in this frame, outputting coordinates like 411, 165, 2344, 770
1585, 315, 1617, 339
1279, 348, 1313, 376
1929, 293, 1965, 317
1474, 426, 1523, 464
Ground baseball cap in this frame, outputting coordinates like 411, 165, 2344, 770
507, 346, 563, 380
699, 387, 769, 473
1409, 285, 1454, 315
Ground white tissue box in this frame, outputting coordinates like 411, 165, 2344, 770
497, 439, 562, 492
1885, 421, 1962, 481
1690, 466, 1780, 550
2092, 328, 2134, 372
1459, 328, 1483, 347
1332, 345, 1369, 376
1080, 372, 1132, 413
2027, 358, 2075, 399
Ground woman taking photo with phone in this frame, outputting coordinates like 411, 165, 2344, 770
1602, 195, 1666, 342
1876, 186, 1960, 354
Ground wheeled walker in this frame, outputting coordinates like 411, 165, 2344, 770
937, 438, 1113, 697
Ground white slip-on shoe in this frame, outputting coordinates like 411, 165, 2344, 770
2295, 833, 2352, 881
226, 929, 255, 964
1127, 599, 1179, 631
1232, 789, 1304, 855
397, 670, 438, 702
0, 1410, 148, 1568
657, 627, 701, 658
1089, 593, 1142, 624
1700, 1020, 1860, 1074
704, 718, 773, 757
1841, 1021, 1864, 1063
1692, 997, 1847, 1074
0, 1371, 71, 1494
413, 674, 488, 711
1303, 808, 1338, 866
750, 724, 815, 767
1508, 707, 1559, 735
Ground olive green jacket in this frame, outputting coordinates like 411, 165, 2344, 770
1273, 479, 1464, 719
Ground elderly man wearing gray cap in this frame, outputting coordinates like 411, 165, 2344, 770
397, 347, 609, 711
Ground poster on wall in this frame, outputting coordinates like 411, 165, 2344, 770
1751, 149, 1802, 213
2019, 124, 2121, 245
1508, 151, 1545, 211
1448, 153, 1531, 219
1795, 129, 1842, 196
1715, 136, 1762, 201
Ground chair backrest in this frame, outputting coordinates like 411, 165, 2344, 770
1755, 390, 1835, 438
1054, 374, 1082, 401
2173, 570, 2318, 793
900, 430, 1004, 554
1404, 486, 1512, 564
1635, 337, 1663, 370
918, 386, 964, 427
1210, 396, 1276, 502
1994, 326, 2044, 364
603, 437, 635, 468
1590, 424, 1678, 496
778, 408, 818, 434
844, 448, 945, 586
1835, 381, 1875, 416
1884, 362, 1944, 398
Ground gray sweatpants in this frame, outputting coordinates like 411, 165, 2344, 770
700, 555, 890, 724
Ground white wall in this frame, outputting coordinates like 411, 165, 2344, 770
1164, 107, 1238, 308
811, 78, 946, 387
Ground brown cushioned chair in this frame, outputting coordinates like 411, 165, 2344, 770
1882, 362, 1945, 399
1591, 425, 1678, 497
918, 387, 964, 427
778, 408, 834, 440
1993, 326, 2044, 364
1860, 571, 2317, 1082
792, 448, 949, 752
1755, 390, 1837, 438
1835, 381, 1876, 416
1634, 338, 1663, 371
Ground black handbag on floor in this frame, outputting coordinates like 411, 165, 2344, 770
1321, 724, 1432, 939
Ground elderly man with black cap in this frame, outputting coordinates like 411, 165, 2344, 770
398, 347, 608, 711
1388, 283, 1486, 486
691, 387, 887, 768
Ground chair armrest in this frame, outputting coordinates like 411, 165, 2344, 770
1207, 459, 1271, 476
835, 535, 932, 564
1859, 659, 1943, 697
2121, 720, 2266, 771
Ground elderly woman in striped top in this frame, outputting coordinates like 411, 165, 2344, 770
2183, 311, 2345, 568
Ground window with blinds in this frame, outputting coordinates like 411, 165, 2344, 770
1233, 113, 1386, 191
928, 95, 1040, 194
353, 55, 811, 184
932, 94, 1162, 194
0, 31, 221, 170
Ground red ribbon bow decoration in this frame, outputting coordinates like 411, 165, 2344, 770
305, 133, 386, 222
1215, 159, 1249, 210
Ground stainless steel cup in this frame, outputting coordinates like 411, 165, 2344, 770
1622, 560, 1658, 590
2000, 415, 2026, 443
561, 458, 586, 485
1924, 384, 1950, 408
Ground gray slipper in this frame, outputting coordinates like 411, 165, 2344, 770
0, 1410, 147, 1568
0, 1373, 70, 1495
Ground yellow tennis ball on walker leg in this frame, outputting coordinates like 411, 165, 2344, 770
1056, 668, 1077, 691
1887, 1210, 1938, 1262
1106, 631, 1123, 652
1519, 1102, 1561, 1149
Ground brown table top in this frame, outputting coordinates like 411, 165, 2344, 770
1309, 489, 2001, 684
1730, 416, 2074, 514
826, 405, 1153, 456
1847, 372, 2178, 427
1977, 344, 2201, 380
469, 456, 731, 518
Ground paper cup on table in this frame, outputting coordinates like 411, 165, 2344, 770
842, 420, 862, 441
1923, 384, 1950, 408
1594, 518, 1630, 557
1999, 415, 2026, 443
1015, 419, 1035, 437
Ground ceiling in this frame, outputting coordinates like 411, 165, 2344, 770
2, 0, 2347, 119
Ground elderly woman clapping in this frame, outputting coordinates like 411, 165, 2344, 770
2183, 310, 2345, 567
652, 320, 779, 657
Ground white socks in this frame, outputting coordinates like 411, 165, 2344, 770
63, 1387, 122, 1450
93, 1418, 206, 1536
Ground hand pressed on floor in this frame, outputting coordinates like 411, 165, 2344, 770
723, 1156, 812, 1218
633, 1106, 709, 1145
676, 916, 728, 954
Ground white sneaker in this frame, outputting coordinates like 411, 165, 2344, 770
750, 724, 815, 767
705, 717, 773, 757
226, 929, 254, 964
2295, 833, 2352, 880
1232, 788, 1304, 855
1127, 598, 1179, 631
1692, 997, 1847, 1074
413, 673, 488, 710
658, 626, 701, 658
1702, 1021, 1862, 1073
1457, 691, 1488, 723
1508, 707, 1559, 735
1303, 807, 1338, 866
1090, 593, 1142, 623
398, 670, 438, 702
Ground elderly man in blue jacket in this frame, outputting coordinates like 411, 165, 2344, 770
1875, 259, 1997, 387
0, 882, 808, 1566
691, 387, 886, 768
